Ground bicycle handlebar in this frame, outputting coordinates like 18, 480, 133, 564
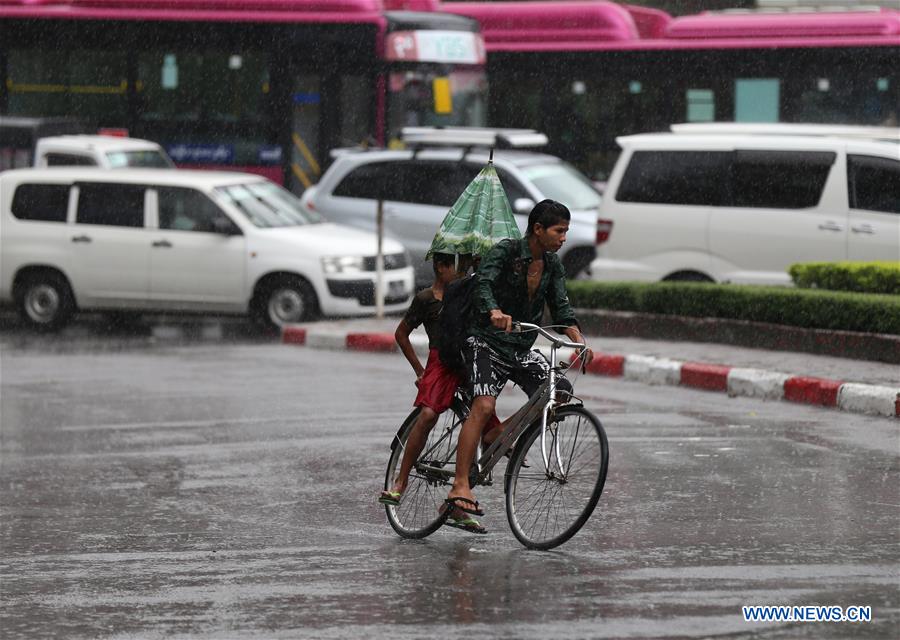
512, 322, 585, 350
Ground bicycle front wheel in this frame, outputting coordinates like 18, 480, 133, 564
384, 403, 464, 539
506, 405, 609, 550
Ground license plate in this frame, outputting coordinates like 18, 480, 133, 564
388, 281, 405, 296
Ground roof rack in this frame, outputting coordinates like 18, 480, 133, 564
400, 126, 549, 149
670, 122, 900, 142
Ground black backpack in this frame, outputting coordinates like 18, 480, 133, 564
438, 273, 478, 377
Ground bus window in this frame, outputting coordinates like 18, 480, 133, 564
7, 50, 127, 124
735, 79, 780, 123
137, 51, 269, 126
340, 76, 371, 148
793, 75, 899, 126
136, 50, 271, 167
387, 68, 487, 144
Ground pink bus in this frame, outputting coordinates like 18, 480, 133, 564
0, 0, 487, 190
443, 1, 900, 178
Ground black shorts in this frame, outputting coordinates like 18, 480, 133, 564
464, 336, 551, 399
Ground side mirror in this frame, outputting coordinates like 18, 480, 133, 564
513, 197, 535, 215
212, 216, 240, 235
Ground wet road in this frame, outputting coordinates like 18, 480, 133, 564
1, 334, 898, 639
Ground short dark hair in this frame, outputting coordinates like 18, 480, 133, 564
526, 199, 570, 236
432, 252, 455, 274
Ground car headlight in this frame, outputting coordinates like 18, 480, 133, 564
321, 255, 365, 274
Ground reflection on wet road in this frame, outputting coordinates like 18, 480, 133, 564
1, 338, 897, 638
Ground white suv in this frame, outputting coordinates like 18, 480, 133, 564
303, 148, 602, 285
33, 135, 175, 169
591, 130, 900, 285
1, 168, 414, 330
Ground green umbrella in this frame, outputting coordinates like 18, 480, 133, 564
426, 162, 522, 260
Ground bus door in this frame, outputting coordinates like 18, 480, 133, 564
288, 69, 372, 196
289, 75, 322, 195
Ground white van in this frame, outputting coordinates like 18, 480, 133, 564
33, 135, 175, 169
0, 168, 414, 330
304, 146, 601, 286
590, 129, 900, 285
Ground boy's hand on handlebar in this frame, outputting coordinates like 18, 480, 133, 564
578, 346, 594, 366
563, 325, 593, 365
490, 309, 513, 333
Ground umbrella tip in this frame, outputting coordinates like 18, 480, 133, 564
489, 147, 494, 164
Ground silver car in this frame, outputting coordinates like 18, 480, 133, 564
303, 148, 602, 285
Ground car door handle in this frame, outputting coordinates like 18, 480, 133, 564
851, 224, 875, 235
152, 239, 173, 248
71, 235, 92, 243
817, 222, 843, 232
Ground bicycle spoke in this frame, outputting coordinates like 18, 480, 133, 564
385, 405, 466, 539
507, 407, 608, 549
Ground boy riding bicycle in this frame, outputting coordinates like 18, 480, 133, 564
379, 253, 500, 533
444, 200, 595, 522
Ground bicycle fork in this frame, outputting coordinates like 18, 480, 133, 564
540, 349, 566, 480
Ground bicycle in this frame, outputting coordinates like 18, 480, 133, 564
382, 322, 609, 550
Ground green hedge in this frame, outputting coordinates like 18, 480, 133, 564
789, 261, 900, 295
567, 280, 900, 336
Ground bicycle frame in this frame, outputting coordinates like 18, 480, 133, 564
408, 323, 585, 488
474, 322, 585, 484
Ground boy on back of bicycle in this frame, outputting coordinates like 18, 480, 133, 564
444, 200, 595, 520
379, 252, 500, 534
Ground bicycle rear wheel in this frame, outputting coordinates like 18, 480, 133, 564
505, 405, 609, 550
384, 402, 465, 539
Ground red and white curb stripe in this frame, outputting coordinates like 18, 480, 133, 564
607, 354, 897, 418
282, 326, 429, 354
282, 326, 899, 418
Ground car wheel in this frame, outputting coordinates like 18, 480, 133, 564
16, 272, 76, 331
663, 271, 715, 283
256, 277, 319, 331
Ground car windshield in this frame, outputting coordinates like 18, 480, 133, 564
521, 162, 602, 210
215, 182, 322, 228
106, 150, 174, 168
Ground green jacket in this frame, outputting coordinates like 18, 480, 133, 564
470, 237, 578, 359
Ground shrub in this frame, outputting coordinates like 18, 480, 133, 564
789, 261, 900, 295
566, 280, 900, 335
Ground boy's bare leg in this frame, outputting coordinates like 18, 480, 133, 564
481, 413, 514, 447
447, 396, 495, 507
388, 407, 438, 495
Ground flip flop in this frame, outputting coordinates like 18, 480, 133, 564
378, 490, 402, 506
445, 515, 487, 535
444, 496, 484, 517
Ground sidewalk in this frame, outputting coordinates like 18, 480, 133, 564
282, 317, 900, 419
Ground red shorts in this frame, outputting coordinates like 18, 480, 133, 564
415, 349, 500, 432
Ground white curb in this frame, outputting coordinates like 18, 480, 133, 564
304, 331, 350, 350
837, 384, 900, 418
623, 355, 682, 386
727, 368, 791, 400
284, 328, 898, 419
